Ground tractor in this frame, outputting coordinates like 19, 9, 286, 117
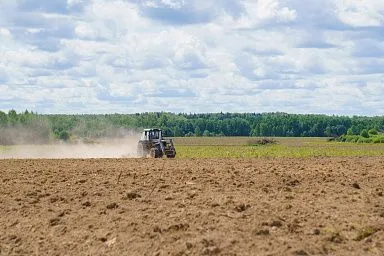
137, 128, 176, 158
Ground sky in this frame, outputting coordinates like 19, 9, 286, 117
0, 0, 383, 115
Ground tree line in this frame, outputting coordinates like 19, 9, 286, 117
0, 110, 384, 144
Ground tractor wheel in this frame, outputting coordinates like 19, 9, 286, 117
166, 153, 176, 158
150, 148, 160, 158
137, 144, 144, 157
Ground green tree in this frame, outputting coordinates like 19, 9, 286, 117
59, 131, 70, 141
360, 129, 369, 138
368, 128, 378, 136
194, 126, 202, 136
324, 126, 332, 137
8, 109, 18, 125
0, 111, 7, 127
335, 125, 347, 136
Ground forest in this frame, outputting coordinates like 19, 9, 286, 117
0, 110, 384, 144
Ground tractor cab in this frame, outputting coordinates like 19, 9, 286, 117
141, 128, 162, 141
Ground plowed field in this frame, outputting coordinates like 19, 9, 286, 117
1, 157, 383, 255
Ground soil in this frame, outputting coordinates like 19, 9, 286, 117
0, 157, 383, 256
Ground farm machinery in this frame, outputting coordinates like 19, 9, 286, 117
137, 128, 176, 158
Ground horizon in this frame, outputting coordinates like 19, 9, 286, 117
1, 1, 383, 115
1, 109, 384, 118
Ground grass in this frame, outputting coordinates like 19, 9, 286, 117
1, 137, 384, 159
354, 227, 377, 241
174, 137, 384, 158
335, 134, 384, 143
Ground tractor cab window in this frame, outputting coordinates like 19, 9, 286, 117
141, 130, 162, 140
149, 130, 160, 140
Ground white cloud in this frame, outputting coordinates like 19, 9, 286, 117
334, 0, 384, 27
67, 0, 86, 7
232, 0, 297, 29
0, 28, 11, 37
255, 0, 297, 22
0, 0, 383, 115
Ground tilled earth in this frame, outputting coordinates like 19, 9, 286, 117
0, 157, 383, 256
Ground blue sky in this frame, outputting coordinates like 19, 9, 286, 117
0, 0, 383, 115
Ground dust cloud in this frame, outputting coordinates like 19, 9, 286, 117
0, 125, 50, 145
0, 132, 141, 159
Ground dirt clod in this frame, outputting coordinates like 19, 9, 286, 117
234, 203, 250, 212
106, 203, 119, 209
124, 192, 141, 200
253, 229, 270, 236
270, 220, 283, 227
166, 223, 189, 232
202, 246, 221, 255
153, 226, 162, 233
82, 201, 91, 207
294, 250, 309, 256
352, 182, 361, 189
49, 218, 61, 226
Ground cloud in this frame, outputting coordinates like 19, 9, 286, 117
132, 0, 245, 25
353, 39, 384, 58
17, 0, 86, 14
243, 47, 283, 57
0, 28, 11, 37
333, 0, 384, 27
0, 0, 383, 115
0, 67, 9, 83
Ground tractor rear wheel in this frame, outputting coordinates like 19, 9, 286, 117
150, 148, 161, 158
137, 144, 145, 157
